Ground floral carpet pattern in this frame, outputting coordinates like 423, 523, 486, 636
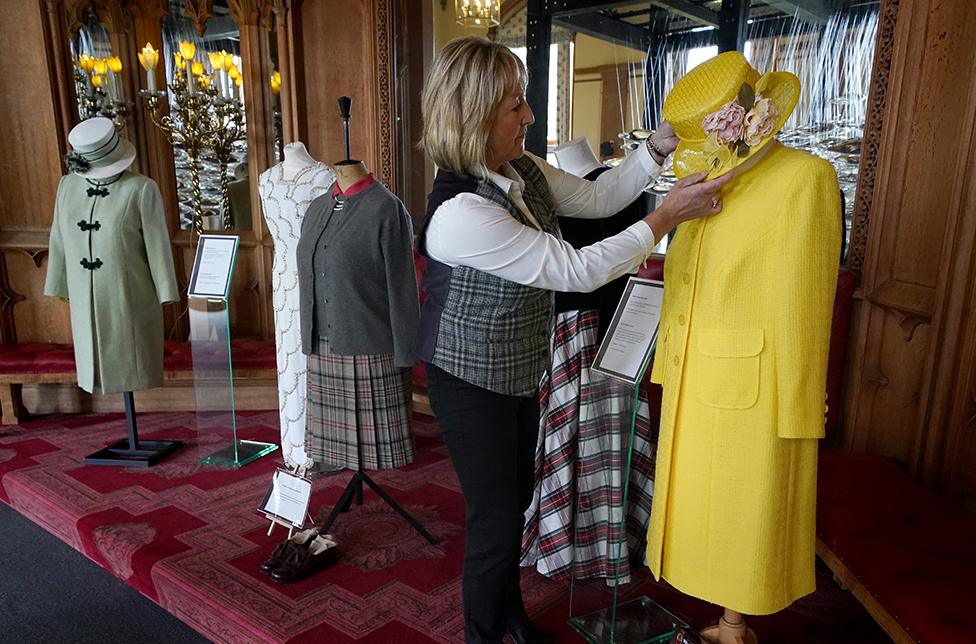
0, 410, 888, 643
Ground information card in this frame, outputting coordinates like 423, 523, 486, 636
258, 468, 313, 529
188, 235, 239, 299
591, 277, 664, 384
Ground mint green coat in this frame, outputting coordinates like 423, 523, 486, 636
44, 171, 179, 394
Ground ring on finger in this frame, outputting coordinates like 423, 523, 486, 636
710, 196, 720, 209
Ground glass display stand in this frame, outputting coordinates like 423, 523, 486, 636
567, 357, 689, 644
188, 296, 277, 467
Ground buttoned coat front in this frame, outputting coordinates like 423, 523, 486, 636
646, 143, 840, 615
44, 171, 179, 394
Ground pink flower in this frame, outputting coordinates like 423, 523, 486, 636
743, 96, 778, 147
702, 100, 746, 145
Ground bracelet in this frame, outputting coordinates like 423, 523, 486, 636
646, 135, 667, 160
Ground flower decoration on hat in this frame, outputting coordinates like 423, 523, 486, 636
701, 83, 779, 173
64, 151, 92, 174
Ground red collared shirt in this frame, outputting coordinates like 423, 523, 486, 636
332, 173, 376, 198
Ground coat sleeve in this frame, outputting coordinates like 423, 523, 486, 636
772, 157, 842, 440
382, 201, 420, 368
44, 176, 69, 299
139, 179, 180, 304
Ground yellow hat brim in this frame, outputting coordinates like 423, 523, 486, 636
673, 71, 800, 180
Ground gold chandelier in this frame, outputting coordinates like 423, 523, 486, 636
455, 0, 500, 27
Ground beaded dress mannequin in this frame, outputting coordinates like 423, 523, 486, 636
258, 142, 335, 469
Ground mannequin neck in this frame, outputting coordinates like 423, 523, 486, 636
86, 171, 124, 186
281, 142, 318, 180
728, 140, 777, 180
334, 160, 369, 192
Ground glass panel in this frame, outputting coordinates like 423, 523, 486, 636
189, 296, 277, 467
565, 361, 688, 643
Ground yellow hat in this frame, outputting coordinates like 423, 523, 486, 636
664, 51, 799, 179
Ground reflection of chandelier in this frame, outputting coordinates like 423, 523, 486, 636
455, 0, 500, 27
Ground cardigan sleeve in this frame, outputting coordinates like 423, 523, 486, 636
382, 201, 421, 368
44, 176, 69, 299
139, 179, 180, 304
772, 157, 841, 440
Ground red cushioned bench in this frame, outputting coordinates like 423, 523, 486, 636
0, 339, 278, 424
817, 451, 976, 643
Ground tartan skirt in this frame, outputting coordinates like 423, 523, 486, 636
305, 336, 415, 471
521, 309, 658, 584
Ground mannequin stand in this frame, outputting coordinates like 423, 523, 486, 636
319, 467, 439, 545
84, 391, 182, 467
700, 610, 758, 644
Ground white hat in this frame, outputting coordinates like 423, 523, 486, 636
553, 137, 604, 178
65, 117, 136, 179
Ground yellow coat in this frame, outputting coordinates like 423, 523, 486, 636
646, 142, 840, 615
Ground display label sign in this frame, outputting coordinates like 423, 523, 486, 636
188, 234, 239, 299
591, 277, 664, 384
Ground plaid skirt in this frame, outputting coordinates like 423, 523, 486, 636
521, 309, 658, 584
305, 337, 415, 471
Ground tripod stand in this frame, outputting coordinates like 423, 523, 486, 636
318, 467, 439, 545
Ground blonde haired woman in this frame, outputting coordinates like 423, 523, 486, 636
417, 36, 729, 644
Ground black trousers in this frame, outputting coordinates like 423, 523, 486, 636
425, 363, 539, 644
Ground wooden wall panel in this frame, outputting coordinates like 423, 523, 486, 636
0, 2, 63, 231
293, 0, 394, 190
6, 252, 72, 344
844, 0, 976, 510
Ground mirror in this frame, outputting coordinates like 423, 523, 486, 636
268, 28, 283, 165
160, 0, 250, 232
70, 8, 130, 130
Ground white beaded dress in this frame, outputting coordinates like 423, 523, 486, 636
258, 161, 335, 468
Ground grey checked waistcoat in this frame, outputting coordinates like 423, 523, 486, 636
416, 156, 560, 397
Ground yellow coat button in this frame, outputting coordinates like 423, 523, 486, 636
678, 314, 686, 326
673, 355, 679, 366
683, 273, 691, 285
690, 228, 698, 239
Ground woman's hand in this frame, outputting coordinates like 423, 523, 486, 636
643, 172, 733, 242
651, 121, 679, 157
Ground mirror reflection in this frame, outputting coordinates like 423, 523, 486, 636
70, 8, 130, 130
160, 0, 250, 231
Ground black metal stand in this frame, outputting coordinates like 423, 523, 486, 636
319, 469, 439, 545
338, 96, 352, 161
84, 391, 182, 467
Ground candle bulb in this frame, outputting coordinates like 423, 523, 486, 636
138, 42, 159, 92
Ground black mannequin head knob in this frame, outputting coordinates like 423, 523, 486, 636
338, 96, 352, 121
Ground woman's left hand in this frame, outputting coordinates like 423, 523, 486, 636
651, 121, 679, 157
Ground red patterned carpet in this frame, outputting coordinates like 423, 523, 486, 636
0, 411, 888, 643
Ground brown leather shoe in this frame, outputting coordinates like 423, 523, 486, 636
270, 535, 339, 583
260, 528, 319, 575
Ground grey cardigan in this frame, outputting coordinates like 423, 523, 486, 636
297, 180, 419, 367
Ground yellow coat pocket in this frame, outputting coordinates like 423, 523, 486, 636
696, 329, 764, 410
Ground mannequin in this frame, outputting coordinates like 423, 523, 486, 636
293, 96, 435, 544
258, 141, 335, 470
46, 117, 181, 466
647, 53, 840, 643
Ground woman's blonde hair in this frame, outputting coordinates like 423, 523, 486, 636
421, 37, 527, 179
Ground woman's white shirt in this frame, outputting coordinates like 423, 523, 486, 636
425, 144, 662, 293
